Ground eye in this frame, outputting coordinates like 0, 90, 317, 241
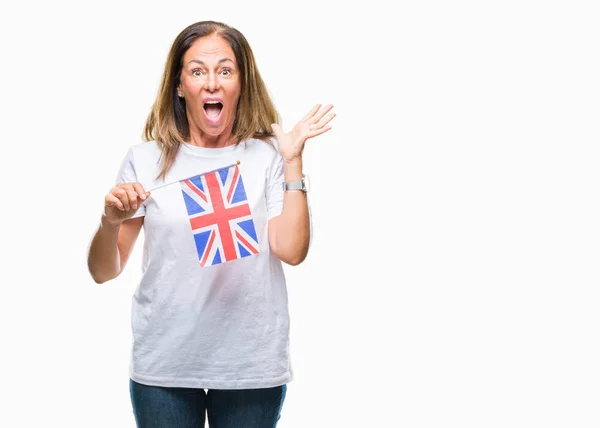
192, 69, 204, 77
220, 68, 232, 76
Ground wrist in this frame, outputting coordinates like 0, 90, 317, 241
101, 214, 122, 230
283, 158, 303, 181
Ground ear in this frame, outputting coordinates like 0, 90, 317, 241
177, 83, 184, 98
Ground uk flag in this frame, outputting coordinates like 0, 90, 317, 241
180, 164, 259, 267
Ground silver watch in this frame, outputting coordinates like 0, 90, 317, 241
282, 174, 310, 193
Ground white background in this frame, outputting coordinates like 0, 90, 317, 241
1, 0, 599, 427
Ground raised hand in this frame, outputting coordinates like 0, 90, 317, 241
103, 182, 150, 226
270, 104, 335, 163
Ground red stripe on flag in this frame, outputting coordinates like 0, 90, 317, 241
235, 231, 258, 255
185, 179, 207, 202
205, 172, 237, 261
227, 166, 239, 203
200, 230, 215, 267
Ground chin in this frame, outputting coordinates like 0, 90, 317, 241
200, 125, 224, 137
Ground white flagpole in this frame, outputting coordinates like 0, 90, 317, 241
147, 160, 240, 192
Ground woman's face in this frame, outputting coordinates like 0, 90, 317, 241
178, 34, 241, 137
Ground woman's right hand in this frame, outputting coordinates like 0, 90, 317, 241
103, 182, 150, 226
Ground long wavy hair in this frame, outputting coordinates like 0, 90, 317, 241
143, 21, 279, 181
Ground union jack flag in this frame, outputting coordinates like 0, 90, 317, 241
180, 164, 259, 267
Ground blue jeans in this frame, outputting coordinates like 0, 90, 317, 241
129, 379, 286, 428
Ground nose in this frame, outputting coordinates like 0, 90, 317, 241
204, 71, 220, 92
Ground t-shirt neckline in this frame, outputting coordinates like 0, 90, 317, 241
180, 141, 245, 157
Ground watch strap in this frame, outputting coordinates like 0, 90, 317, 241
283, 180, 304, 191
282, 175, 306, 192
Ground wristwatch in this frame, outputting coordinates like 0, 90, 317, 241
282, 174, 310, 194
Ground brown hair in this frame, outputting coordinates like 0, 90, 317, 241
143, 21, 279, 181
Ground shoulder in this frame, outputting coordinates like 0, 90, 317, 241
129, 140, 162, 161
243, 137, 281, 161
242, 139, 284, 184
117, 141, 162, 187
125, 141, 163, 174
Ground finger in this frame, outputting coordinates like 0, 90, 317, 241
300, 104, 321, 122
309, 112, 336, 133
314, 111, 336, 129
308, 125, 332, 138
309, 104, 334, 124
132, 182, 150, 200
125, 189, 139, 210
271, 123, 284, 141
113, 188, 131, 211
105, 194, 124, 211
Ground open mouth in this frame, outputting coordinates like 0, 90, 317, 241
203, 100, 223, 122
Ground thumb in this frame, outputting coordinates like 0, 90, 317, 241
271, 123, 284, 141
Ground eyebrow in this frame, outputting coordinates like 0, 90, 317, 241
187, 58, 235, 66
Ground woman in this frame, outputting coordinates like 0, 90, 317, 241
87, 20, 334, 427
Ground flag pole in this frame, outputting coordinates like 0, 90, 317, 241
147, 160, 240, 192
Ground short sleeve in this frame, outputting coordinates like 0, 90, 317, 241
115, 147, 146, 218
266, 150, 284, 220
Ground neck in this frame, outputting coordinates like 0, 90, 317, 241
186, 122, 237, 149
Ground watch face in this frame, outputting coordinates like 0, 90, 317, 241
303, 174, 311, 193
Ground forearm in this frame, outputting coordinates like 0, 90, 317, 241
87, 216, 122, 284
272, 159, 310, 265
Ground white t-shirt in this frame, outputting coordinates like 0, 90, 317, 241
115, 139, 292, 389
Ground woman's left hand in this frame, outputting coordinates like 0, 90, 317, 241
271, 104, 335, 164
